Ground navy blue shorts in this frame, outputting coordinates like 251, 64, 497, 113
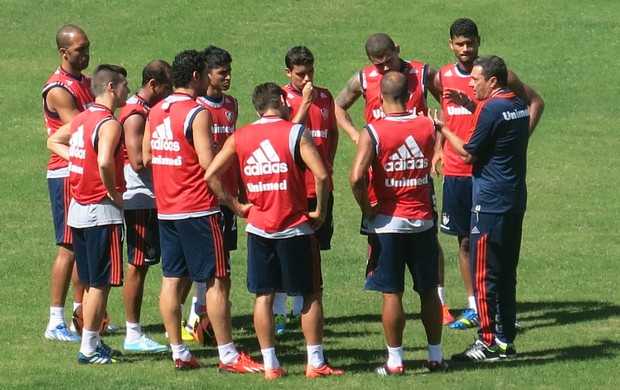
365, 228, 439, 293
440, 176, 473, 237
47, 177, 72, 246
246, 233, 322, 295
307, 192, 334, 250
159, 214, 229, 281
72, 224, 124, 287
125, 209, 160, 266
220, 205, 238, 252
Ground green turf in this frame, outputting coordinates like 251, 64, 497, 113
1, 0, 619, 388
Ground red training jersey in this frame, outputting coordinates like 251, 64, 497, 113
283, 83, 335, 196
360, 60, 428, 124
43, 67, 94, 171
365, 113, 435, 220
439, 63, 477, 176
69, 104, 125, 204
118, 94, 150, 165
234, 116, 308, 233
148, 93, 218, 217
196, 94, 240, 196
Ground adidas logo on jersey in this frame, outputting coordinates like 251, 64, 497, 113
69, 125, 86, 160
151, 117, 181, 152
243, 140, 288, 176
383, 135, 428, 172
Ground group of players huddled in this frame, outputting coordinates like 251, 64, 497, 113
42, 17, 543, 378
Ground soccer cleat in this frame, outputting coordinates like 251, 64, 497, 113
218, 351, 264, 374
305, 362, 345, 378
264, 366, 288, 380
181, 320, 195, 342
449, 308, 479, 330
442, 305, 455, 325
496, 338, 517, 359
45, 324, 81, 342
77, 350, 118, 365
98, 340, 123, 358
175, 356, 203, 371
451, 339, 500, 362
124, 335, 169, 352
104, 323, 119, 334
426, 359, 449, 372
375, 363, 404, 376
275, 314, 287, 335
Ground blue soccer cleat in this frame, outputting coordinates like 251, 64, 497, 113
124, 335, 169, 353
45, 324, 81, 342
449, 308, 479, 330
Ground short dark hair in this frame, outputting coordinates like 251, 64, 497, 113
380, 71, 409, 104
203, 45, 232, 71
171, 50, 206, 89
252, 82, 285, 115
365, 33, 396, 58
56, 24, 87, 50
91, 64, 127, 96
474, 55, 508, 87
449, 18, 479, 39
141, 60, 172, 87
285, 46, 314, 69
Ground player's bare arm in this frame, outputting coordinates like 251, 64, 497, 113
205, 135, 252, 218
335, 72, 363, 143
192, 109, 215, 172
46, 87, 82, 124
327, 99, 339, 174
97, 120, 123, 207
123, 114, 147, 172
426, 66, 442, 104
299, 129, 328, 229
507, 70, 545, 135
46, 122, 71, 161
434, 116, 477, 165
349, 129, 378, 219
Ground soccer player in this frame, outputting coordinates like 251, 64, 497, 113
47, 64, 130, 364
188, 45, 240, 337
205, 82, 344, 380
436, 55, 531, 361
272, 45, 339, 334
335, 32, 454, 324
143, 50, 262, 372
432, 18, 545, 330
42, 24, 91, 342
118, 60, 172, 352
350, 71, 446, 375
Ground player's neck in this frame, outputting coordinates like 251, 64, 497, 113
206, 87, 223, 100
174, 87, 198, 99
382, 103, 407, 116
61, 63, 83, 78
137, 88, 154, 105
456, 60, 475, 74
94, 96, 116, 113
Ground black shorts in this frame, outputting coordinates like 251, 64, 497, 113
307, 192, 334, 250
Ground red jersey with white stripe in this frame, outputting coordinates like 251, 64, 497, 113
69, 104, 125, 204
283, 84, 335, 195
196, 94, 239, 196
360, 60, 428, 124
118, 94, 150, 165
365, 113, 435, 220
42, 67, 94, 171
439, 63, 477, 176
234, 116, 308, 233
148, 93, 218, 217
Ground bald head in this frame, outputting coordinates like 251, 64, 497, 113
56, 24, 87, 50
141, 59, 172, 87
380, 71, 409, 104
365, 33, 396, 58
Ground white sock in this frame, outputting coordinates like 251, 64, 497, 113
437, 287, 446, 305
195, 282, 207, 306
73, 302, 81, 311
387, 345, 403, 368
125, 321, 142, 342
49, 307, 65, 329
188, 297, 200, 327
80, 329, 99, 356
307, 344, 324, 368
273, 293, 287, 315
171, 343, 191, 361
292, 295, 303, 316
468, 296, 477, 312
428, 343, 443, 362
261, 347, 279, 369
217, 341, 239, 364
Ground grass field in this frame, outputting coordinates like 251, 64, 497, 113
1, 0, 619, 388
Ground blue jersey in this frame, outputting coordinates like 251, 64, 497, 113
463, 90, 529, 214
